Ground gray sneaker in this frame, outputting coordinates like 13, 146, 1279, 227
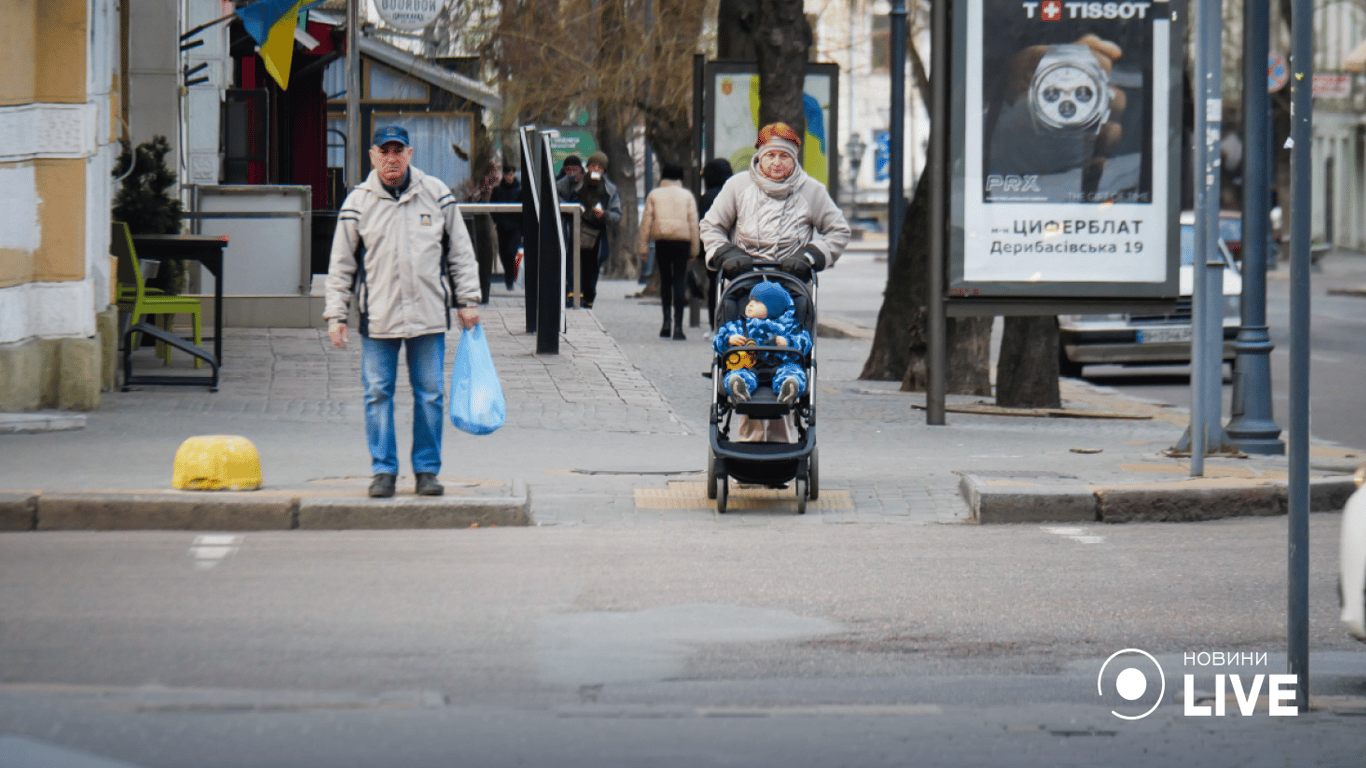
727, 376, 751, 403
415, 472, 444, 496
368, 473, 396, 498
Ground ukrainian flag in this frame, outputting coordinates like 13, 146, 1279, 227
237, 0, 321, 90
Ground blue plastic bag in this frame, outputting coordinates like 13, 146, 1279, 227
449, 324, 506, 435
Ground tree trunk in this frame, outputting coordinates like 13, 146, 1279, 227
717, 0, 758, 60
859, 41, 992, 396
861, 174, 929, 381
996, 316, 1061, 408
637, 0, 709, 292
859, 173, 992, 395
754, 0, 811, 136
593, 0, 638, 281
598, 101, 639, 281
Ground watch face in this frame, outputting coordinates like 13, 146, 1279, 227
1030, 54, 1109, 132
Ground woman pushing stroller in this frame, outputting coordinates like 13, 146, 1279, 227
699, 122, 851, 286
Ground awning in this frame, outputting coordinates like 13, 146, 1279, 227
1344, 38, 1366, 73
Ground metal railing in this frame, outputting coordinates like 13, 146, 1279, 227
458, 202, 583, 307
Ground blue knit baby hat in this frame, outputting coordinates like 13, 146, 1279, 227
750, 280, 792, 318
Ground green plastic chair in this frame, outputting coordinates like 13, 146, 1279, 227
112, 221, 204, 368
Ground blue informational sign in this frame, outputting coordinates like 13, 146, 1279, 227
874, 131, 891, 182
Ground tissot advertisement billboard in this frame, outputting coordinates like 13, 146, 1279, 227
950, 0, 1183, 298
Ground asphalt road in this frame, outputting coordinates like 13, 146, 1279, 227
2, 516, 1363, 767
1076, 254, 1366, 451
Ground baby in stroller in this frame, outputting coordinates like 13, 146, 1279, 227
713, 280, 811, 405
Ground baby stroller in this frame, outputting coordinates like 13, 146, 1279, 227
707, 263, 818, 514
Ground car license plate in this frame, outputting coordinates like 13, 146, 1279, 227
1137, 327, 1192, 344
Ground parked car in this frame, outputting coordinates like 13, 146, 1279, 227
1057, 212, 1242, 378
1341, 464, 1366, 641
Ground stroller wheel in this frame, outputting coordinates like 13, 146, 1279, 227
707, 450, 718, 500
716, 474, 729, 513
808, 447, 819, 501
794, 478, 808, 514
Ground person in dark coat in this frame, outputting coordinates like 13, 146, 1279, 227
489, 165, 522, 290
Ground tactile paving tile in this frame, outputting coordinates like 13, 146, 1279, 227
634, 481, 854, 511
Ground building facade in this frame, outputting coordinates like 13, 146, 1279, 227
0, 0, 121, 411
1312, 0, 1366, 250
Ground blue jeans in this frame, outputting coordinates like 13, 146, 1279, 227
361, 333, 445, 476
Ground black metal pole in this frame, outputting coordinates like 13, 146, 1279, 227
926, 0, 946, 425
1287, 0, 1313, 710
520, 127, 539, 335
536, 133, 562, 355
888, 0, 907, 275
1226, 0, 1284, 454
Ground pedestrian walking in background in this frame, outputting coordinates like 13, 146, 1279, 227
638, 163, 700, 340
323, 125, 483, 499
557, 151, 622, 308
701, 122, 850, 283
697, 158, 734, 330
464, 160, 502, 304
489, 164, 522, 290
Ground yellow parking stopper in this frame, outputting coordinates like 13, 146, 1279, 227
172, 435, 263, 491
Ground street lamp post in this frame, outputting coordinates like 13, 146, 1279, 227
1226, 0, 1284, 455
888, 0, 907, 273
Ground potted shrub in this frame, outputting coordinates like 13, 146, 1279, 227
112, 135, 185, 293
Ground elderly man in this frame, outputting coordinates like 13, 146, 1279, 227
324, 126, 482, 498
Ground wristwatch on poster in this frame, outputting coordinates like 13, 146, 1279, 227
1028, 43, 1111, 134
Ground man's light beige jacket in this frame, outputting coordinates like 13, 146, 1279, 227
325, 167, 480, 338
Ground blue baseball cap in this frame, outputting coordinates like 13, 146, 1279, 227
372, 126, 410, 148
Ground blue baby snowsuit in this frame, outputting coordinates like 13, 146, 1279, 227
713, 281, 811, 401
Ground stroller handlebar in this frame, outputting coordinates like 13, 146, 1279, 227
721, 344, 804, 356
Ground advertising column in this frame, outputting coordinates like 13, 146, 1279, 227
952, 0, 1182, 298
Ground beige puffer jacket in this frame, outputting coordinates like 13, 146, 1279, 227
637, 180, 700, 258
700, 161, 850, 270
324, 167, 480, 338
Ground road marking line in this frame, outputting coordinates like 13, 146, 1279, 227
189, 535, 242, 569
1041, 526, 1106, 545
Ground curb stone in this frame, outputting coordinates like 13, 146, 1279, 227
23, 480, 531, 531
0, 412, 86, 434
815, 318, 873, 340
36, 492, 297, 531
959, 473, 1358, 525
296, 496, 529, 529
0, 493, 38, 531
1096, 484, 1283, 523
957, 475, 1096, 524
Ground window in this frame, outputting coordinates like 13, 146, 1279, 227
870, 15, 915, 75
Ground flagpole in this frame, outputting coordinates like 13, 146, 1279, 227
345, 0, 361, 188
179, 12, 238, 41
